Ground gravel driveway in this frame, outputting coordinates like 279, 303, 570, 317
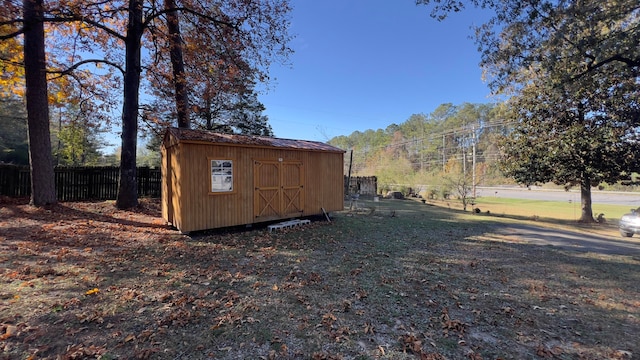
494, 223, 640, 256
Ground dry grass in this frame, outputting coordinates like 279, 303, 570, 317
1, 197, 638, 359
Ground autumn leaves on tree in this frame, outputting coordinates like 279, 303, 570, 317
1, 0, 292, 208
3, 0, 638, 217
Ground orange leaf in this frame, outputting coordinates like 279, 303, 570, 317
85, 288, 100, 295
0, 325, 17, 340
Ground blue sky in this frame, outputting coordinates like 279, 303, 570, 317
259, 1, 496, 142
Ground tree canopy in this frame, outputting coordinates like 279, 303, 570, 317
499, 75, 639, 221
1, 0, 292, 207
417, 0, 640, 221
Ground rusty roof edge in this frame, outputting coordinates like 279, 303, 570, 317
164, 127, 346, 153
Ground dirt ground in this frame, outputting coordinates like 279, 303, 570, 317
1, 197, 638, 359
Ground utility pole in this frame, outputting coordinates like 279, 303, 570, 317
472, 125, 477, 198
462, 149, 466, 175
442, 134, 446, 172
346, 149, 353, 195
421, 130, 425, 172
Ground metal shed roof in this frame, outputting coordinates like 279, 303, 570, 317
165, 127, 345, 153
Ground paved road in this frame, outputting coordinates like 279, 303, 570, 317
476, 186, 640, 207
469, 187, 640, 255
493, 223, 640, 256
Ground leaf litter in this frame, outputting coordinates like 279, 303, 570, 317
0, 197, 638, 359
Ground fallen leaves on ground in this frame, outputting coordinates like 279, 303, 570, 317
1, 197, 638, 359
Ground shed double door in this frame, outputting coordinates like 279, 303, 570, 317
254, 160, 304, 220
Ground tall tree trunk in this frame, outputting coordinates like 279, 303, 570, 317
579, 173, 594, 223
205, 95, 213, 130
165, 0, 190, 128
116, 0, 144, 209
23, 0, 56, 206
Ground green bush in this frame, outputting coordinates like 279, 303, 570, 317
440, 187, 451, 200
427, 188, 438, 200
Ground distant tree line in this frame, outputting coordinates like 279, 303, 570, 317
0, 96, 146, 167
328, 102, 510, 194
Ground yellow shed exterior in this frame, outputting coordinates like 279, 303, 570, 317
162, 128, 345, 233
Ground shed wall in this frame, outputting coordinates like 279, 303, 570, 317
164, 142, 343, 232
162, 142, 184, 229
161, 145, 168, 221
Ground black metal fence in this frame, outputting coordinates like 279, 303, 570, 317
0, 165, 161, 201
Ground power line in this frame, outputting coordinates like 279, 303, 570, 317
341, 119, 512, 176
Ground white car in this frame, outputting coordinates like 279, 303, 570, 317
619, 208, 640, 237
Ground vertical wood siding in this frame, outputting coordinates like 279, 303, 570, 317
254, 160, 282, 220
163, 140, 344, 232
280, 161, 304, 217
161, 146, 171, 224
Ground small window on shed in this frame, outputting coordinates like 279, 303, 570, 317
210, 159, 233, 193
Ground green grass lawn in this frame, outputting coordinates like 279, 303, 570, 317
472, 196, 631, 222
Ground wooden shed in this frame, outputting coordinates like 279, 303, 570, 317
161, 127, 346, 233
